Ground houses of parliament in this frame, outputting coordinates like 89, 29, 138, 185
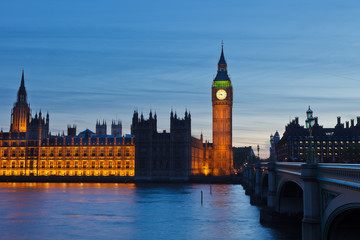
0, 47, 234, 180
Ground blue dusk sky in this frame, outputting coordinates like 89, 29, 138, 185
1, 0, 360, 158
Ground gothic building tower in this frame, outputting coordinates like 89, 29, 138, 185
96, 120, 107, 135
212, 45, 233, 176
132, 110, 191, 180
111, 120, 122, 136
27, 111, 49, 140
67, 124, 77, 137
10, 70, 31, 133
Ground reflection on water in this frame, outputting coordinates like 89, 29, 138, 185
0, 183, 300, 240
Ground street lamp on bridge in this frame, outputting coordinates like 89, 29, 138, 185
305, 106, 316, 164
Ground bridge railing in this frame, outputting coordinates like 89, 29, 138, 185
275, 162, 302, 176
317, 163, 360, 189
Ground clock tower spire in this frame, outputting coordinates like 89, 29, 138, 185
211, 44, 233, 176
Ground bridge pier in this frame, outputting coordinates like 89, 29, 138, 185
250, 162, 262, 205
301, 163, 321, 240
243, 167, 250, 190
245, 166, 255, 196
267, 162, 276, 209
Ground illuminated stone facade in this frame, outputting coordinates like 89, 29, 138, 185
191, 135, 213, 176
0, 132, 135, 177
0, 72, 135, 177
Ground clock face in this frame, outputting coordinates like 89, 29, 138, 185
216, 89, 227, 100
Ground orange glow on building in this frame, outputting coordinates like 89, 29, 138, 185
211, 45, 233, 176
0, 133, 135, 177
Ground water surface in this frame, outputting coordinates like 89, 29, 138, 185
0, 183, 300, 240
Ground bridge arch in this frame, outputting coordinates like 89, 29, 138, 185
276, 179, 303, 215
324, 195, 360, 240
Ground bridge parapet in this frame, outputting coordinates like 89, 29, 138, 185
276, 162, 302, 176
318, 163, 360, 190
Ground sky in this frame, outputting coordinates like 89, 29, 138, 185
1, 0, 360, 158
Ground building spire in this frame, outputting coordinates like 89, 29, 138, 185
21, 69, 25, 88
17, 69, 27, 103
218, 42, 227, 66
214, 43, 230, 81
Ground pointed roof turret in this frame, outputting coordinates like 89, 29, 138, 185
214, 43, 230, 82
274, 131, 280, 138
17, 70, 27, 103
306, 106, 313, 114
218, 42, 227, 65
21, 69, 25, 87
306, 106, 313, 119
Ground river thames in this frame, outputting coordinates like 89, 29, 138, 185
0, 183, 300, 240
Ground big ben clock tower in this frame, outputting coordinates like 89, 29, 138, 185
212, 44, 233, 176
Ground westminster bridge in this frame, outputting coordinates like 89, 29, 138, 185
242, 161, 360, 240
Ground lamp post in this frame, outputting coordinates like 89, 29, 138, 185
305, 106, 316, 164
302, 106, 321, 239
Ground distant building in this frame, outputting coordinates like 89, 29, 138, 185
131, 110, 215, 180
132, 110, 188, 180
0, 46, 235, 178
111, 120, 122, 136
96, 120, 107, 135
10, 70, 30, 133
67, 125, 77, 137
274, 106, 360, 163
0, 72, 133, 177
269, 131, 280, 161
233, 146, 255, 172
